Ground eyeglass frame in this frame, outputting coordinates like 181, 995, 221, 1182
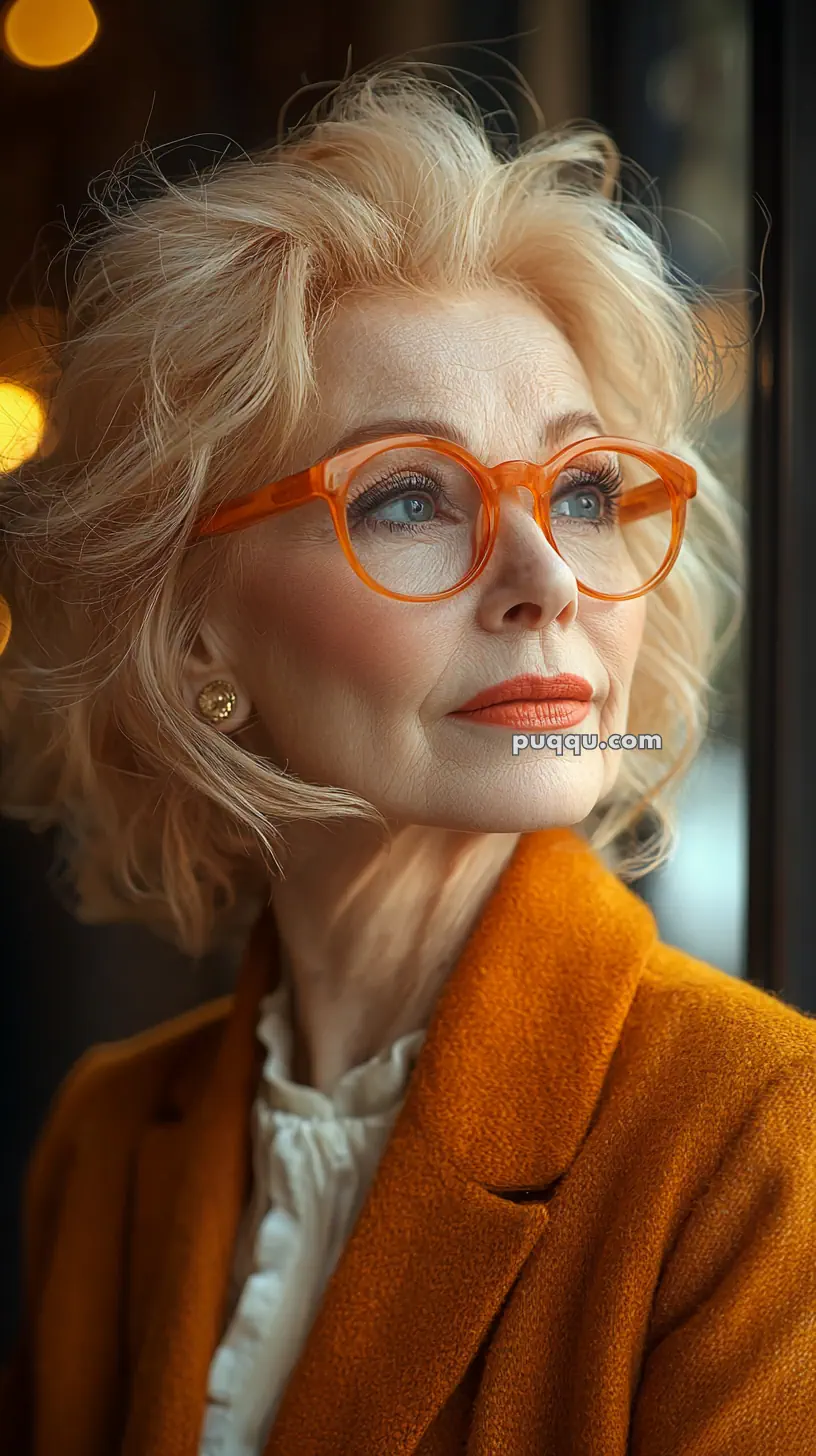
189, 433, 697, 604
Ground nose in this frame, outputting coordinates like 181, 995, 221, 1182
476, 479, 579, 631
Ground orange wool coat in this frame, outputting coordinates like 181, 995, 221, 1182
3, 825, 816, 1456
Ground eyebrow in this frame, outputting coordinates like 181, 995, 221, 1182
323, 408, 606, 460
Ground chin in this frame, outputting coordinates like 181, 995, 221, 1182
389, 774, 605, 836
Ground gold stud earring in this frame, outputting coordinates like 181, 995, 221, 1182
196, 680, 238, 724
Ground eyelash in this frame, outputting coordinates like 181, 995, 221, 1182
554, 460, 623, 520
345, 467, 450, 530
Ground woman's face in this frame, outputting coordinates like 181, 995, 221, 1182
186, 285, 647, 833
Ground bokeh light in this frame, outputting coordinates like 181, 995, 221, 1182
0, 380, 45, 472
0, 596, 10, 657
2, 0, 99, 69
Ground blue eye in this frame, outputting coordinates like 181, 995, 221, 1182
552, 491, 602, 520
551, 463, 623, 526
369, 492, 437, 524
346, 470, 450, 534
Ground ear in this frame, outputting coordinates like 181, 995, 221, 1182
181, 618, 253, 732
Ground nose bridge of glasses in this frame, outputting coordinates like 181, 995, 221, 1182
491, 459, 541, 492
489, 460, 548, 525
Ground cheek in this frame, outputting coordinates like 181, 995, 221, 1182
578, 600, 646, 795
581, 597, 646, 699
612, 604, 646, 683
233, 543, 443, 707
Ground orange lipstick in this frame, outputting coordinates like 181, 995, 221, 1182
450, 673, 593, 729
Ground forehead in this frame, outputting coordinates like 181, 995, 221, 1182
310, 286, 594, 424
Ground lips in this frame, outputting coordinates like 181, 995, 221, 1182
452, 673, 593, 714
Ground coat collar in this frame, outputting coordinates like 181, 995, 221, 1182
123, 825, 657, 1456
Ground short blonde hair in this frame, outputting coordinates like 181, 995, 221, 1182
0, 63, 744, 957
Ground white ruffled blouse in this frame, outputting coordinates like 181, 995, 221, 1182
198, 977, 427, 1456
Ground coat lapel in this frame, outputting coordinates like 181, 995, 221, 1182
122, 912, 273, 1456
124, 825, 658, 1455
263, 826, 658, 1454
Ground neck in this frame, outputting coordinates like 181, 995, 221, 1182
266, 822, 521, 1093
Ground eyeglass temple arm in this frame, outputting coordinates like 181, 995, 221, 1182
618, 475, 692, 525
192, 468, 314, 540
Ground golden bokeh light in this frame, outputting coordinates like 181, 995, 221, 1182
2, 0, 99, 69
0, 596, 10, 658
0, 380, 45, 472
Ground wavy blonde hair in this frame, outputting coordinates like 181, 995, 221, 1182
0, 62, 745, 957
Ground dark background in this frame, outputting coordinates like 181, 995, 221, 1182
1, 0, 814, 1355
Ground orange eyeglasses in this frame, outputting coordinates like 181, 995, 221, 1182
190, 433, 697, 603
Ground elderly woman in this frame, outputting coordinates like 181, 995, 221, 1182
0, 62, 813, 1456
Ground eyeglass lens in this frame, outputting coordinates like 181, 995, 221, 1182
342, 444, 674, 598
